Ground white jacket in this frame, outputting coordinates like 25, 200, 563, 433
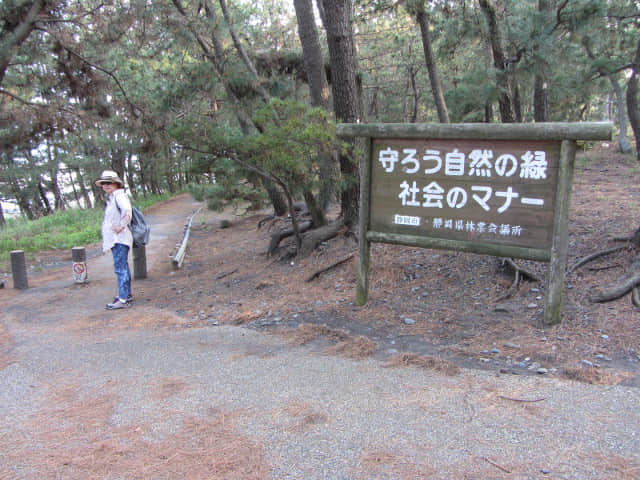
101, 189, 133, 252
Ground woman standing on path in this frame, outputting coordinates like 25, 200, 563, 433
96, 170, 133, 310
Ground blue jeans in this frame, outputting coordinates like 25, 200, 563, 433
111, 243, 131, 301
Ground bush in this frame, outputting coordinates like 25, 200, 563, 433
188, 182, 266, 212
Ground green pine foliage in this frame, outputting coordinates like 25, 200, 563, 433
248, 98, 337, 194
184, 98, 337, 213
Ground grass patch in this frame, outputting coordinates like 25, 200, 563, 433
0, 193, 171, 266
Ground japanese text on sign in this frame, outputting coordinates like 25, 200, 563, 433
369, 139, 559, 250
379, 147, 547, 213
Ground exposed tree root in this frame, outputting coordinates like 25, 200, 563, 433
267, 220, 312, 255
613, 226, 640, 245
502, 257, 541, 282
299, 218, 345, 258
214, 269, 238, 280
568, 245, 630, 274
306, 253, 354, 282
589, 253, 640, 303
588, 264, 622, 272
257, 214, 276, 230
497, 269, 520, 302
633, 286, 640, 307
496, 257, 541, 301
263, 201, 313, 254
566, 229, 640, 303
265, 212, 347, 259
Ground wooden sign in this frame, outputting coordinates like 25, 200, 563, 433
337, 122, 612, 325
370, 138, 559, 252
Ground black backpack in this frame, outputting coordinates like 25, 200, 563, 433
129, 206, 151, 248
115, 200, 151, 248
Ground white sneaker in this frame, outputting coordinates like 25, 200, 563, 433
106, 299, 131, 310
113, 295, 134, 303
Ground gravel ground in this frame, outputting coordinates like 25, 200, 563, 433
1, 195, 639, 479
2, 324, 639, 479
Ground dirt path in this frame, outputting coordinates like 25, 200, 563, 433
0, 193, 197, 325
1, 193, 640, 479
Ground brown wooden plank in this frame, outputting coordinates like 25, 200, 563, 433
337, 122, 613, 141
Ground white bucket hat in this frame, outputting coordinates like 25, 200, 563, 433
95, 170, 124, 187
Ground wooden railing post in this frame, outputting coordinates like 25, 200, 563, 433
133, 245, 147, 279
10, 250, 28, 290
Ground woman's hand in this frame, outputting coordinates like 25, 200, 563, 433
112, 225, 125, 234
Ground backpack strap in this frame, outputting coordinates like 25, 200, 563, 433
112, 190, 131, 219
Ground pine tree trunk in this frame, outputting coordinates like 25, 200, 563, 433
319, 0, 362, 227
303, 189, 327, 227
295, 0, 331, 110
294, 0, 335, 212
534, 74, 550, 122
513, 83, 522, 122
367, 86, 379, 119
478, 0, 515, 123
111, 147, 127, 184
11, 180, 34, 220
533, 0, 551, 122
50, 176, 66, 211
415, 3, 450, 123
37, 182, 52, 215
216, 0, 270, 103
627, 38, 640, 162
45, 141, 66, 211
73, 167, 93, 209
407, 65, 419, 123
611, 77, 632, 153
263, 180, 288, 217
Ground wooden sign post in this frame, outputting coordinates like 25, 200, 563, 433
337, 122, 612, 325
